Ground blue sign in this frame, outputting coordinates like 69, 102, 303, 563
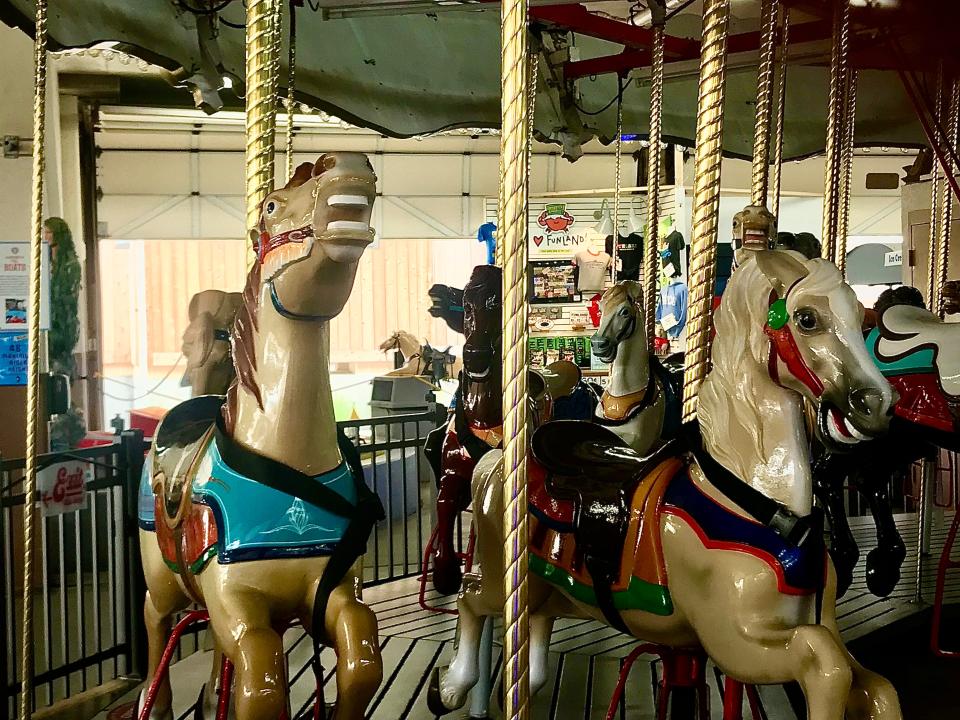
0, 331, 28, 386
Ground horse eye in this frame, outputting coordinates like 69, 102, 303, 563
619, 307, 630, 317
265, 200, 279, 216
794, 308, 819, 332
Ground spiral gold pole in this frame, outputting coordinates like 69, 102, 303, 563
928, 67, 944, 309
612, 87, 624, 280
750, 0, 778, 206
246, 0, 281, 237
286, 0, 297, 181
499, 1, 530, 718
681, 0, 730, 422
19, 2, 47, 718
936, 78, 959, 319
821, 0, 850, 261
769, 8, 789, 221
836, 69, 858, 277
644, 24, 664, 345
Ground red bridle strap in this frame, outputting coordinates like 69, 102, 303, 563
764, 323, 825, 398
256, 225, 314, 264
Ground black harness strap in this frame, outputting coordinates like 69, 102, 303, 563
213, 414, 384, 658
596, 363, 660, 428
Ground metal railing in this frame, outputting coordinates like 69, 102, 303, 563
1, 430, 148, 719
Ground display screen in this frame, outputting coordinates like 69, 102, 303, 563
529, 260, 581, 304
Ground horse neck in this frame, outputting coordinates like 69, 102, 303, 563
607, 327, 650, 398
464, 378, 502, 430
698, 279, 813, 517
400, 334, 421, 360
231, 296, 341, 476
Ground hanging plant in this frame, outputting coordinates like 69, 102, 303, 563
45, 217, 82, 377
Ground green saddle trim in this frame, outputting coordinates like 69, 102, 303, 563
866, 328, 935, 377
162, 544, 217, 576
528, 553, 674, 617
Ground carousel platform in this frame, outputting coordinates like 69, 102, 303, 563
95, 511, 960, 720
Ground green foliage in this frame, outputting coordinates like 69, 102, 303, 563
46, 217, 82, 376
49, 406, 87, 452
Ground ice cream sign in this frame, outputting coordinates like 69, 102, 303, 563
531, 203, 587, 255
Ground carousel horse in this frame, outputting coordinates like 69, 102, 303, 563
431, 250, 902, 720
136, 153, 385, 720
180, 289, 242, 396
591, 280, 680, 453
816, 285, 960, 598
378, 329, 462, 380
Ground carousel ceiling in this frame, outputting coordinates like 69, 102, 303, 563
0, 1, 952, 160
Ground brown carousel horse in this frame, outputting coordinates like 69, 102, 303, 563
431, 250, 902, 720
136, 153, 384, 720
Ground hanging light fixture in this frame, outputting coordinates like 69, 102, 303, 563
592, 198, 614, 235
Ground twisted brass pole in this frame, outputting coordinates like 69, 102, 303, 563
750, 0, 778, 206
612, 85, 624, 280
836, 69, 858, 277
928, 67, 944, 309
246, 0, 280, 236
286, 0, 297, 181
644, 24, 665, 346
19, 2, 47, 718
682, 0, 730, 422
822, 0, 850, 261
936, 78, 959, 319
770, 8, 789, 221
499, 1, 530, 718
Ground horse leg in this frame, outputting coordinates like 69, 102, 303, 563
320, 583, 383, 720
206, 591, 287, 720
856, 455, 907, 598
813, 453, 858, 597
140, 531, 190, 720
433, 461, 471, 595
530, 614, 555, 697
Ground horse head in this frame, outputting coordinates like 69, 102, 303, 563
461, 265, 502, 385
591, 280, 644, 363
750, 250, 894, 450
256, 152, 376, 320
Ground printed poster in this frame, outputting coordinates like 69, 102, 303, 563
37, 459, 92, 516
529, 201, 589, 257
0, 331, 28, 386
0, 242, 50, 331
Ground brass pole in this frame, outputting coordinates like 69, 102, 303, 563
770, 9, 789, 220
928, 66, 944, 309
612, 84, 624, 281
836, 70, 858, 277
644, 23, 665, 346
19, 1, 47, 717
821, 0, 850, 261
750, 0, 778, 206
499, 1, 531, 718
245, 0, 280, 237
286, 0, 297, 181
681, 0, 730, 422
936, 78, 959, 319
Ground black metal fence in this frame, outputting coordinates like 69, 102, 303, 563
0, 410, 443, 717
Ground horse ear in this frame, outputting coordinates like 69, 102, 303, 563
754, 250, 809, 297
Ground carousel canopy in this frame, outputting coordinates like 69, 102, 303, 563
0, 0, 954, 159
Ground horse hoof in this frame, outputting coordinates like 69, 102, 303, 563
432, 553, 464, 596
865, 546, 905, 597
427, 667, 453, 716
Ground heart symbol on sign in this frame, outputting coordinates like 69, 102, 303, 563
533, 236, 544, 247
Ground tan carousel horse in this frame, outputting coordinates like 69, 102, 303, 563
180, 289, 242, 396
430, 250, 902, 720
378, 329, 463, 379
137, 153, 383, 720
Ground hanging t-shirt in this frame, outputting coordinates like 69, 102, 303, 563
660, 229, 686, 278
573, 249, 611, 292
605, 232, 644, 282
656, 278, 689, 339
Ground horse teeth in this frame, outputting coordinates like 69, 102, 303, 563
327, 194, 369, 207
827, 411, 859, 445
326, 220, 370, 232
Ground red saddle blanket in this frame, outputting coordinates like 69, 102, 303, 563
155, 498, 219, 575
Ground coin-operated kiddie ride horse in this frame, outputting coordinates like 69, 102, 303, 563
378, 329, 463, 382
136, 154, 385, 720
816, 286, 960, 598
431, 250, 903, 720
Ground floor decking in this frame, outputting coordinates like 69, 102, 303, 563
97, 511, 960, 720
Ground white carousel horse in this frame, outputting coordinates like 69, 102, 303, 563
137, 153, 383, 720
431, 250, 902, 720
590, 280, 669, 454
378, 329, 463, 379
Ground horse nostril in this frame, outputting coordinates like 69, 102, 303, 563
849, 387, 884, 417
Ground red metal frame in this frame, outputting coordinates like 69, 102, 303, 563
931, 452, 960, 657
418, 520, 477, 615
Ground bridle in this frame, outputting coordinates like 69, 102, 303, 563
254, 225, 314, 264
763, 287, 825, 399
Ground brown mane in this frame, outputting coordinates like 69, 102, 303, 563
221, 160, 325, 433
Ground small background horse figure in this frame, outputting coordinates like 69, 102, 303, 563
378, 329, 462, 381
432, 250, 902, 720
137, 153, 384, 720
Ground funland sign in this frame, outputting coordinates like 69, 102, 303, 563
530, 202, 589, 257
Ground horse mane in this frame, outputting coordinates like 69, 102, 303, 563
599, 280, 641, 313
222, 162, 324, 431
698, 252, 840, 462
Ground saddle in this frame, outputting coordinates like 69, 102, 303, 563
531, 420, 679, 629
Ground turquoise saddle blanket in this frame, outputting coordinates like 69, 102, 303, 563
138, 437, 357, 563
